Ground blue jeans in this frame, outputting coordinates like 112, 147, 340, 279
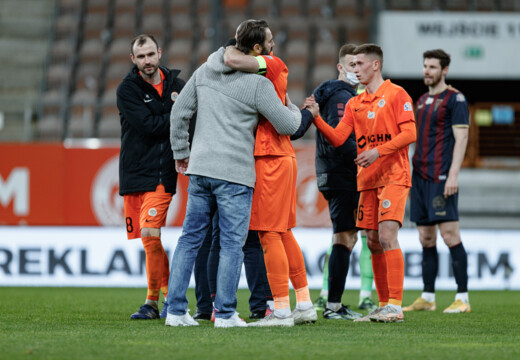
208, 229, 272, 312
167, 175, 253, 319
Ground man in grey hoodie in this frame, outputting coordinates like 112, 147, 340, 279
165, 46, 301, 328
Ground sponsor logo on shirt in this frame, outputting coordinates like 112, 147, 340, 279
404, 102, 412, 111
456, 93, 466, 102
425, 97, 434, 105
367, 111, 375, 119
357, 133, 392, 149
144, 94, 152, 103
171, 92, 179, 102
378, 99, 385, 108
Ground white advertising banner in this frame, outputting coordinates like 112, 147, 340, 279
378, 11, 520, 79
0, 227, 518, 290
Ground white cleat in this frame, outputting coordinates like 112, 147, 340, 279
292, 307, 318, 325
248, 312, 294, 327
214, 312, 248, 328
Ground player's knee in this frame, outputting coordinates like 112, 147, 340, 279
142, 227, 161, 238
440, 229, 460, 247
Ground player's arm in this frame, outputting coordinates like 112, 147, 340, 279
256, 79, 301, 135
170, 72, 197, 161
444, 126, 469, 198
223, 46, 263, 73
313, 109, 354, 147
117, 83, 170, 139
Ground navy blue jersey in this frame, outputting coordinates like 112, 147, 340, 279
413, 87, 469, 183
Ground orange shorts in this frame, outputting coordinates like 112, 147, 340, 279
356, 184, 410, 230
123, 184, 173, 239
249, 155, 297, 232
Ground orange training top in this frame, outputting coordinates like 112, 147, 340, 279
253, 55, 295, 157
314, 80, 416, 190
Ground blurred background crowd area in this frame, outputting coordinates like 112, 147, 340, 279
0, 0, 519, 229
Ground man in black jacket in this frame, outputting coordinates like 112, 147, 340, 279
117, 34, 185, 320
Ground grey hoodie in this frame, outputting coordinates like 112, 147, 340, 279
170, 47, 301, 188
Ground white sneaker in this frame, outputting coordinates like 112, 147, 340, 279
292, 306, 318, 325
165, 312, 199, 327
248, 312, 294, 327
214, 312, 248, 328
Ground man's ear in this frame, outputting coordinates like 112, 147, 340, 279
130, 53, 136, 64
252, 43, 262, 54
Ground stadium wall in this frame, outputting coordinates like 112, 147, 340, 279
0, 226, 518, 290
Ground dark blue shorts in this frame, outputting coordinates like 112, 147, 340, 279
321, 190, 359, 233
410, 172, 459, 226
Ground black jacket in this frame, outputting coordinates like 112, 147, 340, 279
312, 79, 358, 191
117, 65, 185, 195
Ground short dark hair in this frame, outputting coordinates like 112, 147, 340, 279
338, 44, 356, 60
130, 34, 159, 55
353, 43, 384, 70
236, 19, 269, 54
423, 49, 451, 69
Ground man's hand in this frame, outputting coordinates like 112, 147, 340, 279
355, 148, 380, 168
175, 158, 189, 174
306, 102, 319, 118
444, 173, 458, 198
301, 94, 316, 110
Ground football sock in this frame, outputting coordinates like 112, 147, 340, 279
320, 242, 333, 296
295, 286, 312, 310
328, 244, 351, 303
421, 292, 435, 303
386, 248, 404, 306
326, 302, 342, 312
259, 231, 290, 299
422, 246, 438, 293
273, 296, 291, 317
161, 250, 169, 299
145, 299, 159, 310
281, 230, 308, 290
371, 252, 389, 305
142, 236, 165, 302
359, 233, 374, 301
455, 292, 469, 304
387, 303, 402, 313
360, 290, 372, 299
449, 243, 468, 293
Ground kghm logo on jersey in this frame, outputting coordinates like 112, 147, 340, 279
357, 133, 392, 149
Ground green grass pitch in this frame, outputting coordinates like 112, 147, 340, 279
0, 288, 519, 359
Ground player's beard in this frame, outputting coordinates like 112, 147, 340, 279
424, 72, 442, 87
140, 63, 159, 77
260, 46, 271, 56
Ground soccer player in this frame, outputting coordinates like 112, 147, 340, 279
403, 49, 470, 314
223, 19, 318, 327
116, 34, 185, 319
313, 44, 416, 323
167, 42, 301, 328
305, 44, 378, 320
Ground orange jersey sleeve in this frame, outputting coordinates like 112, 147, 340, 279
313, 114, 354, 147
377, 121, 416, 156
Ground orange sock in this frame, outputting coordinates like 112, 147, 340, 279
385, 248, 404, 306
281, 230, 308, 290
259, 231, 289, 300
142, 236, 165, 301
160, 250, 169, 299
372, 252, 389, 306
